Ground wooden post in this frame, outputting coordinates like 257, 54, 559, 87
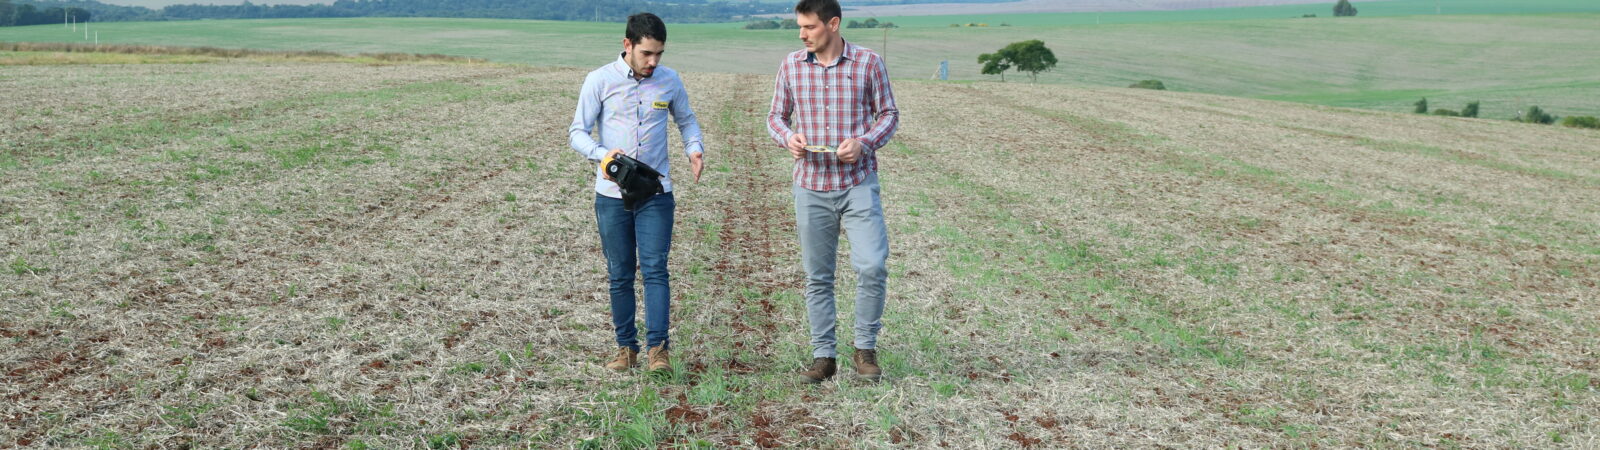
882, 25, 888, 59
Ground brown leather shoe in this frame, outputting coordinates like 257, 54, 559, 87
646, 346, 671, 373
603, 347, 637, 372
798, 357, 836, 384
852, 347, 882, 381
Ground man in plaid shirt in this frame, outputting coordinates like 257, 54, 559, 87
767, 0, 899, 383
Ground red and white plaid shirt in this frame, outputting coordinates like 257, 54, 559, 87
768, 40, 899, 192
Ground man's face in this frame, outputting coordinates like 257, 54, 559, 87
623, 37, 664, 78
796, 12, 839, 54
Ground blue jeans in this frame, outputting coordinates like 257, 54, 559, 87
793, 173, 889, 359
595, 192, 674, 352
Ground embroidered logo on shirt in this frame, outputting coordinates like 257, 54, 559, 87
652, 101, 669, 110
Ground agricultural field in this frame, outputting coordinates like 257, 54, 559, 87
2, 2, 1598, 119
3, 51, 1598, 447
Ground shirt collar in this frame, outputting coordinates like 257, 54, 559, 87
801, 39, 856, 65
613, 52, 651, 79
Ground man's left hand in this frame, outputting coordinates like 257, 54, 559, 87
689, 152, 705, 182
837, 138, 864, 164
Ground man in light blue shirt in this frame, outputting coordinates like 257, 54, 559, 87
569, 12, 705, 374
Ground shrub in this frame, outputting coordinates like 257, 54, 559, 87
1413, 98, 1428, 114
1334, 0, 1358, 16
1129, 80, 1167, 90
1560, 116, 1599, 129
1518, 106, 1555, 124
1462, 101, 1479, 118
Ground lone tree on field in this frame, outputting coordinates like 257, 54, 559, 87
978, 40, 1057, 83
1414, 97, 1428, 114
977, 51, 1012, 82
1334, 0, 1358, 17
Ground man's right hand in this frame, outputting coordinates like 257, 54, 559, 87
786, 133, 808, 160
602, 148, 624, 181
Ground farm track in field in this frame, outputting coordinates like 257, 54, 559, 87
701, 77, 794, 361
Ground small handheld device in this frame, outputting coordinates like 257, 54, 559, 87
602, 154, 664, 211
804, 145, 836, 153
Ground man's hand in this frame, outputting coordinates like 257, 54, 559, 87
786, 133, 808, 160
837, 138, 864, 164
601, 148, 624, 181
688, 151, 705, 183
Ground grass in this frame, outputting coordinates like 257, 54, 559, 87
1, 49, 1597, 447
9, 256, 48, 275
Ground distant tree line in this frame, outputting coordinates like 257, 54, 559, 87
1, 0, 784, 26
845, 18, 894, 29
1, 0, 91, 26
744, 18, 797, 30
744, 16, 896, 30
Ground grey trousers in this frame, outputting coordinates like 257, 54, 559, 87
792, 173, 889, 359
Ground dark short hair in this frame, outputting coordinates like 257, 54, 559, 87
626, 12, 667, 43
794, 0, 842, 25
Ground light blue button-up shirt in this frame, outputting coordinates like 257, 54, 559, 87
569, 54, 704, 199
